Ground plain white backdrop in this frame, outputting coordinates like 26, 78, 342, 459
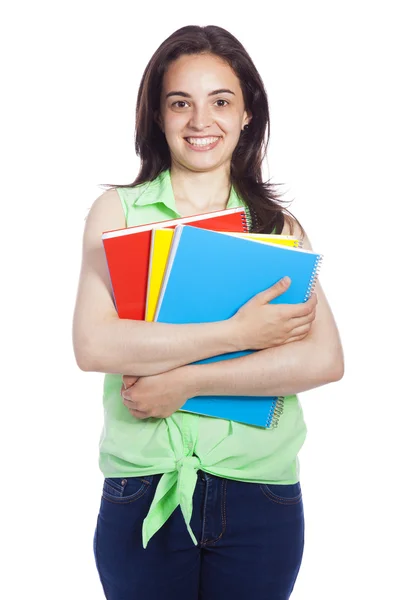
2, 1, 399, 598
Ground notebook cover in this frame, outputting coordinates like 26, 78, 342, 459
102, 207, 249, 320
180, 396, 284, 427
145, 230, 300, 322
156, 225, 322, 325
155, 225, 322, 427
145, 229, 174, 322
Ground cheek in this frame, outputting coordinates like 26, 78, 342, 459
163, 113, 187, 135
221, 121, 243, 146
217, 112, 243, 133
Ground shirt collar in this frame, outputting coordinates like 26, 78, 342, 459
133, 169, 244, 213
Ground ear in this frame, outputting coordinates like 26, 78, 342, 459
242, 110, 252, 128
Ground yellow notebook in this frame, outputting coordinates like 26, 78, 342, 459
145, 229, 301, 322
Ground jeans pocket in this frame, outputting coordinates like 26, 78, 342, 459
102, 475, 154, 504
259, 481, 302, 505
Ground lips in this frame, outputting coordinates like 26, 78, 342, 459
185, 136, 221, 146
184, 136, 222, 151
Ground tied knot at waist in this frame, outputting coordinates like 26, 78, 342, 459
142, 453, 202, 549
176, 454, 201, 472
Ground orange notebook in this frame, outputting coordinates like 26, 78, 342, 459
102, 207, 250, 320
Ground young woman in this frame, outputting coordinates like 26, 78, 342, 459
73, 25, 344, 600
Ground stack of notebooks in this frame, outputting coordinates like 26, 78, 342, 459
102, 207, 323, 428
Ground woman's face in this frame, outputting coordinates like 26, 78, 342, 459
157, 53, 251, 173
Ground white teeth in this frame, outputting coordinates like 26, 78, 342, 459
186, 137, 220, 146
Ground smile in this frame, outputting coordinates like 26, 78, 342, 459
184, 136, 222, 151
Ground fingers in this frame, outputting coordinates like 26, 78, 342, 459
120, 376, 148, 419
122, 394, 147, 416
280, 292, 318, 319
127, 407, 148, 420
122, 374, 140, 389
302, 293, 318, 314
283, 324, 313, 344
283, 334, 307, 344
120, 378, 139, 399
252, 277, 292, 305
290, 305, 317, 328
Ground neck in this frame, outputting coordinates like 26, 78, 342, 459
170, 161, 232, 216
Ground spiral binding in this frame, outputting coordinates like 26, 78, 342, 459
241, 206, 251, 233
267, 396, 285, 428
242, 207, 300, 238
251, 210, 263, 233
304, 255, 323, 301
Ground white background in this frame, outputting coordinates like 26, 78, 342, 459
2, 1, 399, 598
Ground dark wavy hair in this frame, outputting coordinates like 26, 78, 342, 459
101, 25, 304, 236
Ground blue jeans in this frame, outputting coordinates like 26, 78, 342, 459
93, 470, 304, 599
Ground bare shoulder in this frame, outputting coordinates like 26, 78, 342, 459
84, 188, 125, 232
80, 188, 126, 254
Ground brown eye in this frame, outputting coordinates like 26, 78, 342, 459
215, 99, 229, 107
172, 101, 188, 108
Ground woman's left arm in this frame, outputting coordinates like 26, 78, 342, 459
186, 221, 344, 398
188, 284, 343, 398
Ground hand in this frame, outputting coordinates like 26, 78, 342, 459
230, 277, 318, 351
120, 368, 194, 420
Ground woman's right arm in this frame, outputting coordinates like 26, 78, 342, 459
72, 190, 316, 377
72, 190, 242, 376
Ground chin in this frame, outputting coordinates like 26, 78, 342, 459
180, 157, 227, 173
184, 151, 231, 168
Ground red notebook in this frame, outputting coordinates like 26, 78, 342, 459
102, 207, 250, 320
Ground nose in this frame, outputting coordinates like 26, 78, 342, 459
188, 104, 213, 131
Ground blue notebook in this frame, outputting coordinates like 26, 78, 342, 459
155, 225, 323, 428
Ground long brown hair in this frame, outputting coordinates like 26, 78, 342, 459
101, 25, 304, 236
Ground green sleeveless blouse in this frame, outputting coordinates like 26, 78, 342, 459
99, 169, 307, 548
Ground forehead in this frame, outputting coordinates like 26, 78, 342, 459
162, 53, 241, 94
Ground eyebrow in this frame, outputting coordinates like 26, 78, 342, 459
165, 89, 236, 99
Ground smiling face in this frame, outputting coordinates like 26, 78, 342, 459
157, 53, 251, 173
